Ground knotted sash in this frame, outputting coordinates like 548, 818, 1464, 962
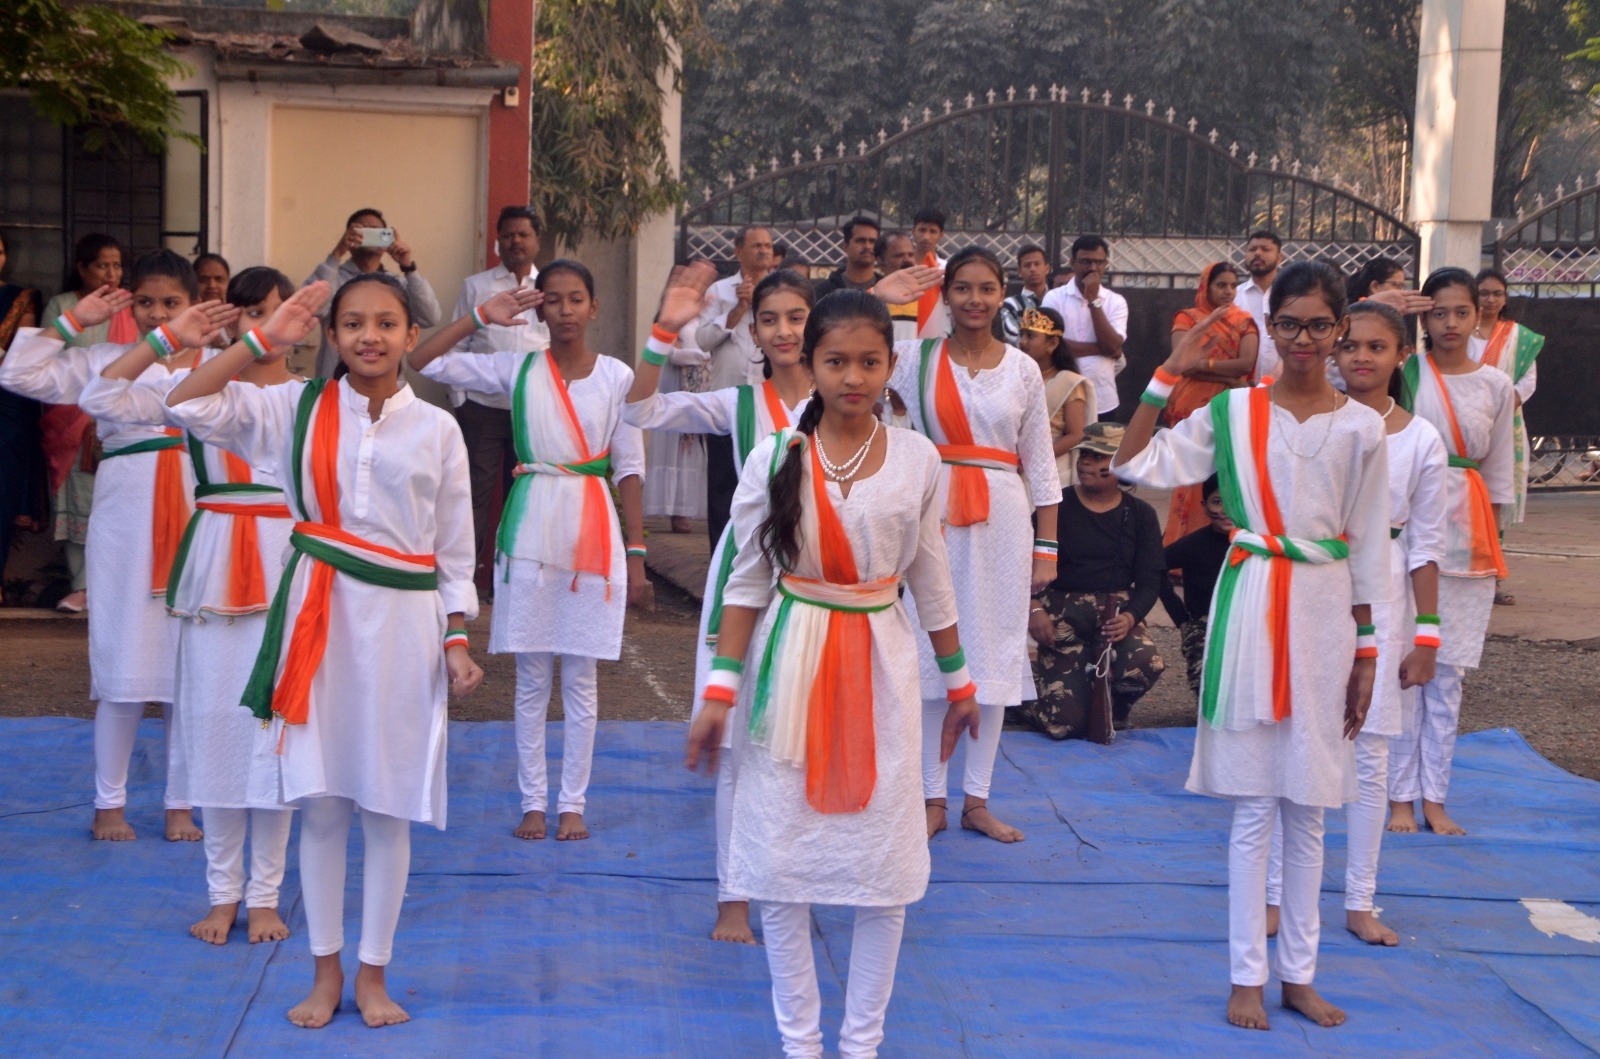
749, 435, 898, 814
100, 427, 190, 595
1202, 388, 1351, 729
166, 434, 290, 617
917, 338, 1019, 526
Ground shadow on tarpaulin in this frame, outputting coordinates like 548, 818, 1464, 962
0, 718, 1596, 1057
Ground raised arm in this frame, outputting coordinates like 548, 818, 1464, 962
625, 261, 717, 404
99, 301, 238, 384
168, 283, 328, 406
408, 286, 543, 373
1113, 307, 1227, 471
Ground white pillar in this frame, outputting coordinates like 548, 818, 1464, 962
1410, 0, 1505, 277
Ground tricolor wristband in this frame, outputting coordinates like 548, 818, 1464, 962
705, 656, 742, 704
1354, 624, 1379, 659
1033, 538, 1058, 562
145, 325, 179, 361
1140, 366, 1180, 409
242, 328, 273, 361
937, 648, 976, 702
471, 304, 491, 330
1414, 614, 1441, 648
52, 311, 84, 342
626, 545, 647, 558
443, 628, 469, 651
641, 328, 676, 367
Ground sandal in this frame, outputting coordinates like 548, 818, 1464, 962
1494, 590, 1516, 606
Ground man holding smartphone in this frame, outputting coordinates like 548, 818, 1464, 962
305, 207, 442, 377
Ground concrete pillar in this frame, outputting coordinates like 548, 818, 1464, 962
1410, 0, 1505, 277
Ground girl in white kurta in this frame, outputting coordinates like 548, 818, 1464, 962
0, 255, 235, 843
623, 265, 812, 944
1388, 269, 1516, 838
80, 267, 304, 947
686, 290, 979, 1059
410, 258, 646, 844
166, 273, 484, 1031
1114, 262, 1390, 1032
880, 247, 1061, 844
1468, 268, 1541, 530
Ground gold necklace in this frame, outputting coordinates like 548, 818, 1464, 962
1270, 385, 1340, 460
953, 335, 996, 378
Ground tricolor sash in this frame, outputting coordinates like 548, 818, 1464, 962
100, 427, 190, 595
1202, 388, 1351, 729
749, 434, 898, 814
917, 338, 1020, 525
165, 434, 290, 617
1401, 353, 1509, 578
497, 351, 616, 594
241, 380, 437, 725
1479, 320, 1543, 524
915, 251, 943, 338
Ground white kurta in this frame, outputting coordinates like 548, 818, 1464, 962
0, 329, 193, 702
1417, 365, 1515, 669
419, 351, 644, 659
722, 430, 959, 906
80, 369, 293, 809
167, 378, 477, 827
889, 342, 1061, 705
1117, 397, 1391, 808
1367, 416, 1449, 737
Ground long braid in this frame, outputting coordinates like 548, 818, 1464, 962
758, 394, 824, 571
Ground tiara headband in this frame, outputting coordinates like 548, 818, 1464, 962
1019, 308, 1062, 337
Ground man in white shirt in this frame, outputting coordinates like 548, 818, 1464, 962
1233, 229, 1283, 381
1041, 235, 1128, 417
448, 206, 549, 585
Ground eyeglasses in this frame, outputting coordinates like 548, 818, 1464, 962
1268, 316, 1339, 340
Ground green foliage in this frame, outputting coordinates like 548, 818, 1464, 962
529, 0, 709, 247
0, 0, 195, 153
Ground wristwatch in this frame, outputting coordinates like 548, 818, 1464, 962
400, 263, 418, 274
1089, 297, 1104, 310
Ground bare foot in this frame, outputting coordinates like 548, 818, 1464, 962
1422, 800, 1466, 836
248, 906, 291, 943
287, 953, 343, 1029
1227, 984, 1270, 1030
556, 811, 589, 840
190, 902, 238, 945
1265, 904, 1280, 938
1386, 801, 1419, 834
711, 901, 757, 944
1281, 982, 1346, 1027
925, 799, 947, 839
91, 807, 136, 841
166, 808, 203, 842
960, 800, 1024, 843
513, 810, 547, 840
354, 962, 411, 1028
1346, 908, 1399, 946
670, 516, 692, 534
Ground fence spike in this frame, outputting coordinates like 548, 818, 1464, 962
1102, 90, 1113, 106
1048, 85, 1059, 102
986, 88, 996, 105
1352, 180, 1362, 196
943, 98, 953, 114
857, 140, 868, 156
1207, 128, 1218, 144
702, 186, 712, 202
792, 149, 802, 166
1081, 87, 1091, 103
1555, 183, 1565, 199
1123, 93, 1134, 109
922, 106, 932, 123
1293, 160, 1304, 176
1145, 99, 1156, 116
1187, 117, 1198, 133
1165, 106, 1176, 124
770, 157, 779, 171
1229, 141, 1239, 157
965, 92, 975, 109
1536, 192, 1545, 209
1576, 174, 1585, 190
1248, 151, 1259, 168
878, 128, 888, 143
1006, 85, 1017, 101
900, 115, 911, 132
1028, 84, 1039, 101
1270, 155, 1280, 171
724, 172, 735, 188
746, 164, 756, 179
813, 144, 823, 161
836, 142, 846, 157
1496, 221, 1505, 238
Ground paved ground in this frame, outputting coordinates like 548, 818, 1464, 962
3, 495, 1598, 781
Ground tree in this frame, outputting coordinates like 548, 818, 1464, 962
0, 0, 194, 152
528, 0, 708, 247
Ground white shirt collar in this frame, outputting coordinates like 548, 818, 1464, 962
339, 374, 414, 420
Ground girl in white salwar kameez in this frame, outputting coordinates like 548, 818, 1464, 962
1114, 262, 1390, 1033
166, 273, 485, 1031
409, 259, 647, 843
875, 247, 1061, 844
623, 266, 813, 944
1387, 269, 1515, 837
80, 268, 306, 947
686, 291, 980, 1059
0, 251, 236, 843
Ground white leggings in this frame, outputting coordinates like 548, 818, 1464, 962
714, 749, 744, 903
299, 796, 411, 966
1388, 663, 1465, 803
920, 700, 1005, 801
514, 653, 599, 815
761, 901, 906, 1059
201, 807, 293, 908
1267, 733, 1388, 913
93, 699, 189, 811
1230, 797, 1324, 987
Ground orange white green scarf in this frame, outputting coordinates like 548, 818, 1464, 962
165, 434, 291, 618
916, 338, 1019, 526
1478, 320, 1542, 524
98, 427, 191, 596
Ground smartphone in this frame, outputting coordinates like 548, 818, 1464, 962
359, 227, 395, 249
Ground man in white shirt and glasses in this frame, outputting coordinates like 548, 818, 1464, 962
449, 205, 549, 591
1233, 229, 1284, 381
1041, 234, 1128, 417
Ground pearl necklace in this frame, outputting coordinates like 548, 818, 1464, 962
813, 420, 878, 482
1380, 397, 1397, 420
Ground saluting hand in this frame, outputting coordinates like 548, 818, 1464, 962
256, 282, 332, 356
70, 285, 134, 328
1163, 308, 1230, 377
872, 265, 943, 304
655, 261, 718, 332
479, 286, 544, 327
165, 301, 241, 350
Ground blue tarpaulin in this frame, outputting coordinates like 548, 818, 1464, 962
1, 718, 1596, 1056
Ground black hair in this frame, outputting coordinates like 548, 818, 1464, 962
750, 269, 817, 379
1268, 260, 1347, 319
1200, 473, 1221, 501
942, 245, 1006, 295
1205, 262, 1240, 285
1347, 256, 1404, 301
758, 290, 892, 571
225, 266, 293, 309
874, 230, 911, 261
128, 248, 199, 301
841, 216, 880, 243
1025, 305, 1079, 375
1070, 234, 1110, 260
1016, 242, 1047, 265
194, 252, 230, 276
327, 272, 412, 381
63, 233, 123, 293
534, 257, 596, 298
1246, 228, 1282, 248
345, 207, 386, 228
772, 241, 789, 261
1050, 269, 1074, 285
1417, 267, 1477, 352
1344, 301, 1411, 401
734, 225, 770, 249
496, 205, 541, 235
1474, 267, 1512, 322
913, 206, 946, 229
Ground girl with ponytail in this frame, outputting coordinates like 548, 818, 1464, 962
686, 289, 978, 1058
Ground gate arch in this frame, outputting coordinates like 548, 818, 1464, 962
679, 89, 1420, 285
